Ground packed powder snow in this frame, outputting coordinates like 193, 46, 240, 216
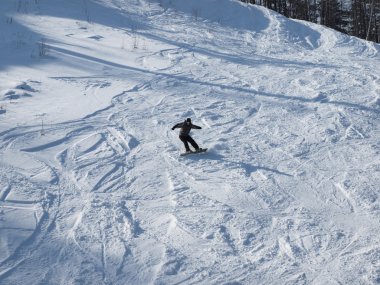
0, 0, 380, 284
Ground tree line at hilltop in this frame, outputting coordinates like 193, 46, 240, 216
241, 0, 380, 43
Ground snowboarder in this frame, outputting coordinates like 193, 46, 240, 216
172, 118, 203, 153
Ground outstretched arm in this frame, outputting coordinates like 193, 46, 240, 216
171, 123, 182, 130
191, 124, 202, 129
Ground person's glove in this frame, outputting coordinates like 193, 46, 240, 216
171, 127, 175, 130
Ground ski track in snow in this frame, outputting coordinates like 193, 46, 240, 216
0, 0, 380, 284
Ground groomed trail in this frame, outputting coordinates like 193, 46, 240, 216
0, 0, 380, 284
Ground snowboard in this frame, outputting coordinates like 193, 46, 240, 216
180, 148, 208, 156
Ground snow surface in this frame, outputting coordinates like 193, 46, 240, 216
0, 0, 380, 284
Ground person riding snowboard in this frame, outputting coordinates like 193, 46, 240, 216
172, 118, 202, 153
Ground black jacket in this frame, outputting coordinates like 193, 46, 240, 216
172, 121, 201, 136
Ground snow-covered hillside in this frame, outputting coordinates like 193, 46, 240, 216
1, 0, 380, 284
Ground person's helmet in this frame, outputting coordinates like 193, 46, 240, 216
186, 118, 191, 123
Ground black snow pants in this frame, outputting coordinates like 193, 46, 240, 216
179, 134, 199, 151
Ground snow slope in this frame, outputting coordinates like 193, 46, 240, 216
1, 0, 380, 284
